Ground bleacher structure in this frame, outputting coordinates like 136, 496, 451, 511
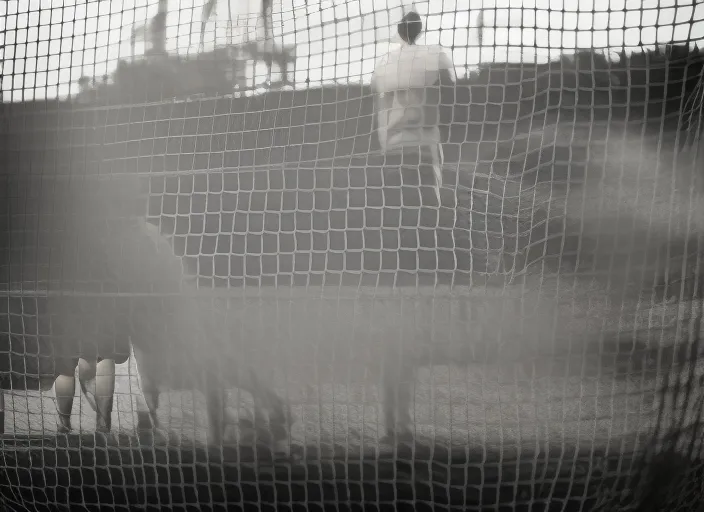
1, 1, 704, 510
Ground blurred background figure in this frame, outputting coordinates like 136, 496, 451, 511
371, 11, 456, 204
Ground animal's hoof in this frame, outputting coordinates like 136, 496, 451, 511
91, 430, 115, 447
136, 429, 154, 445
136, 412, 154, 432
269, 439, 291, 458
269, 422, 290, 443
95, 425, 111, 434
379, 431, 415, 452
137, 428, 170, 446
272, 439, 305, 464
56, 423, 72, 435
238, 418, 255, 431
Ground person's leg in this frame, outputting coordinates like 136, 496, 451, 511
413, 143, 444, 207
428, 142, 444, 204
398, 148, 424, 262
399, 148, 423, 209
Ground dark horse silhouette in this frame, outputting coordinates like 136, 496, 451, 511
122, 220, 291, 450
1, 174, 290, 449
1, 175, 140, 435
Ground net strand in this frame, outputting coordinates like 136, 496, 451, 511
2, 1, 704, 510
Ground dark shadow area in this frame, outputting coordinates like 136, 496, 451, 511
0, 433, 641, 511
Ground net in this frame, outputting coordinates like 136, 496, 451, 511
1, 0, 704, 510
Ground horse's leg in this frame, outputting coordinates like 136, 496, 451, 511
94, 358, 115, 433
131, 344, 161, 433
78, 357, 116, 433
135, 372, 162, 445
55, 370, 76, 433
261, 392, 293, 456
77, 358, 98, 411
249, 368, 290, 440
381, 351, 416, 446
139, 376, 160, 430
228, 368, 291, 455
205, 379, 226, 447
203, 359, 247, 447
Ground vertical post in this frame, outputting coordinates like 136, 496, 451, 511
0, 390, 5, 435
152, 0, 169, 56
476, 8, 485, 68
226, 0, 233, 47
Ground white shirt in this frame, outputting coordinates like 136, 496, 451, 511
371, 43, 456, 152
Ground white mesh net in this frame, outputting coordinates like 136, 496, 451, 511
1, 1, 704, 510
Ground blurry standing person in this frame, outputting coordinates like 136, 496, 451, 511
371, 11, 457, 436
371, 11, 456, 204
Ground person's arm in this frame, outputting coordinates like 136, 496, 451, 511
438, 50, 457, 84
438, 49, 456, 98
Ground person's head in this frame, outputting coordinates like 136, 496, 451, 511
398, 11, 423, 45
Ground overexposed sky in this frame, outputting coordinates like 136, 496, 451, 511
1, 0, 703, 102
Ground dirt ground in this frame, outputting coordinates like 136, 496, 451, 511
4, 285, 702, 462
